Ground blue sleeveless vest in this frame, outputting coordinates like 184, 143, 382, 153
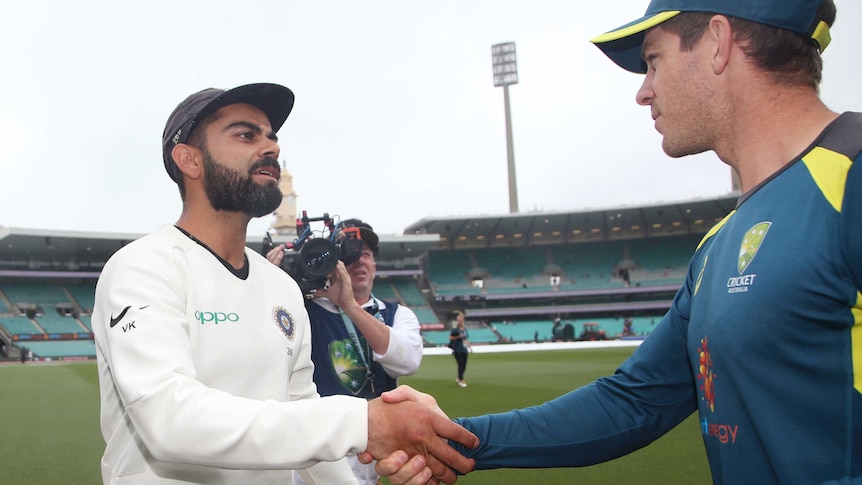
305, 299, 399, 399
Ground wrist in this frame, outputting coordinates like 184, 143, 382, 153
341, 301, 364, 318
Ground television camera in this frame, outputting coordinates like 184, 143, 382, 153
262, 211, 364, 296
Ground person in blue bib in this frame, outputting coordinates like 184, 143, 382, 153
268, 218, 424, 485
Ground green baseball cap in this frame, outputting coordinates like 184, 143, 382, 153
591, 0, 832, 73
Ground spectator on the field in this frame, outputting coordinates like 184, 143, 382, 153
449, 311, 471, 388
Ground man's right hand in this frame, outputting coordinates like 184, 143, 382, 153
365, 385, 478, 484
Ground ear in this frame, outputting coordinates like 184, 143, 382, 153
171, 144, 203, 181
708, 15, 734, 75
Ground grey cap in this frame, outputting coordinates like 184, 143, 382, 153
161, 83, 295, 182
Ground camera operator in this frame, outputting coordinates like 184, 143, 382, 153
266, 218, 423, 485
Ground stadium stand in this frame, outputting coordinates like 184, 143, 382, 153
371, 280, 399, 301
0, 317, 43, 335
18, 340, 96, 359
66, 282, 97, 313
0, 194, 737, 359
422, 330, 452, 346
492, 319, 556, 342
34, 313, 88, 334
2, 283, 69, 305
390, 278, 426, 306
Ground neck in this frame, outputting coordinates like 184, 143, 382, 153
176, 206, 251, 269
717, 82, 837, 192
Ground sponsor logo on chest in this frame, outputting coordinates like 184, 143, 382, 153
195, 310, 240, 325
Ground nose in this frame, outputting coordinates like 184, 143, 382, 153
636, 72, 654, 107
260, 135, 280, 160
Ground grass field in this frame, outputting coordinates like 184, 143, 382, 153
1, 347, 710, 484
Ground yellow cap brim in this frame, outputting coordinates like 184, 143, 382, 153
590, 11, 681, 74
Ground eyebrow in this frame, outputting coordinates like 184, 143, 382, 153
224, 120, 279, 142
641, 39, 655, 62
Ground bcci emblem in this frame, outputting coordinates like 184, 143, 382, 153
273, 306, 296, 341
738, 222, 771, 274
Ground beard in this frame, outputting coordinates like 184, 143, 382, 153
201, 148, 283, 218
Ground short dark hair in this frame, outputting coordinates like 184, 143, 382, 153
660, 0, 836, 89
173, 111, 222, 199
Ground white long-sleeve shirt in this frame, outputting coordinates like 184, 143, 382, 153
92, 225, 365, 484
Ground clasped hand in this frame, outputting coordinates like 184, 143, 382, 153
364, 386, 478, 484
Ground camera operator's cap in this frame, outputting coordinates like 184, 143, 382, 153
590, 0, 832, 74
162, 83, 295, 182
339, 218, 379, 256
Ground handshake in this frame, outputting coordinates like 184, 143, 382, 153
363, 386, 479, 484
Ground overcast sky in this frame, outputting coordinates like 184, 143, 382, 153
2, 1, 860, 238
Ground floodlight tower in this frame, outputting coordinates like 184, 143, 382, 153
492, 41, 519, 213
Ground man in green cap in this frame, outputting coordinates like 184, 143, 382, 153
370, 0, 862, 483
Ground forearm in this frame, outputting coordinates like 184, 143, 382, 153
454, 379, 693, 470
129, 382, 368, 468
453, 315, 697, 470
374, 307, 423, 376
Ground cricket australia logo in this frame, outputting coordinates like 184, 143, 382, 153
329, 339, 371, 396
738, 222, 770, 274
727, 222, 770, 294
273, 306, 296, 341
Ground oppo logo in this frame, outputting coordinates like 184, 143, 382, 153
195, 311, 239, 325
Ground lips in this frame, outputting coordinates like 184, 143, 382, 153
254, 167, 279, 177
252, 165, 280, 181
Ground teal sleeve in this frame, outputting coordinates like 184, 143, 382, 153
453, 283, 698, 470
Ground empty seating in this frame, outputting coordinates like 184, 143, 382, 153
35, 313, 85, 334
372, 282, 398, 301
18, 340, 96, 358
492, 320, 555, 342
66, 283, 97, 312
390, 280, 424, 306
411, 306, 439, 324
463, 327, 498, 344
422, 330, 452, 346
2, 284, 70, 307
0, 317, 42, 335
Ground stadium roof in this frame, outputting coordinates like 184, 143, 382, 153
404, 193, 739, 249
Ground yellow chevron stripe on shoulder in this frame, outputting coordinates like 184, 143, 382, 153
853, 292, 862, 393
802, 146, 853, 213
696, 210, 735, 251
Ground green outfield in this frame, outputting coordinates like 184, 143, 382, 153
1, 347, 709, 484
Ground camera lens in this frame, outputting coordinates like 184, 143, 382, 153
298, 238, 339, 277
